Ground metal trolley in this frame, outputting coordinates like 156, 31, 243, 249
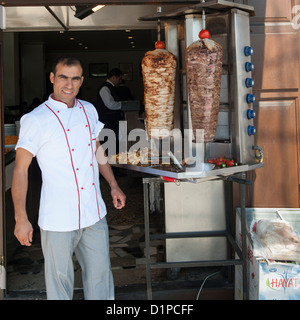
140, 165, 261, 300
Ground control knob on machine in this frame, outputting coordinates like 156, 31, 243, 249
247, 93, 255, 104
245, 62, 254, 72
248, 125, 256, 136
245, 78, 254, 88
244, 46, 254, 56
247, 109, 256, 119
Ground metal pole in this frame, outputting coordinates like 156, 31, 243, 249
143, 179, 152, 300
201, 0, 206, 29
239, 173, 249, 300
157, 7, 161, 41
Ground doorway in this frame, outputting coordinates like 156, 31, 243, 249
1, 4, 168, 297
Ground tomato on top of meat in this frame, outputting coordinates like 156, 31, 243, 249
199, 29, 211, 39
155, 41, 165, 49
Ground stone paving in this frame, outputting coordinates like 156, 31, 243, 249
6, 222, 166, 292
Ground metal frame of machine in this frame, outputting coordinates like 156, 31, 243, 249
143, 174, 251, 300
113, 1, 263, 300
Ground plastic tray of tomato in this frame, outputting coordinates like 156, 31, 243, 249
207, 156, 238, 168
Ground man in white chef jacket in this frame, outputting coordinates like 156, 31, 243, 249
11, 55, 126, 300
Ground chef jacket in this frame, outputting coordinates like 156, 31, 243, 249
16, 95, 107, 232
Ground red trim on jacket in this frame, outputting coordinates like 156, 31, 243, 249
45, 103, 82, 229
79, 100, 101, 220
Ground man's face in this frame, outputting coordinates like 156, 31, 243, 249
50, 62, 84, 108
116, 75, 123, 86
111, 75, 123, 86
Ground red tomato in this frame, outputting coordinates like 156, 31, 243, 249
199, 29, 210, 39
225, 160, 235, 167
155, 41, 165, 49
215, 160, 223, 167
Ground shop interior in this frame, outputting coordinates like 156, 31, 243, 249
3, 4, 233, 300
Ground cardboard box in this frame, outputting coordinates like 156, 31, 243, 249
235, 208, 300, 300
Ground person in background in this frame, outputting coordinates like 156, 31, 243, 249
95, 68, 124, 154
116, 79, 133, 101
11, 55, 126, 300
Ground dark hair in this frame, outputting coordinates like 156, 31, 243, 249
52, 55, 83, 75
108, 68, 123, 78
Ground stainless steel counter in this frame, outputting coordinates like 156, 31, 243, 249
113, 162, 264, 181
114, 160, 263, 300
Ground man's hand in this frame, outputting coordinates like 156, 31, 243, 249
14, 218, 33, 246
11, 148, 34, 246
111, 185, 126, 209
95, 141, 126, 209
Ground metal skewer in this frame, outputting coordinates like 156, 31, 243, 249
168, 151, 184, 170
201, 0, 206, 29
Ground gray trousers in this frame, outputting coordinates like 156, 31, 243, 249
40, 217, 114, 300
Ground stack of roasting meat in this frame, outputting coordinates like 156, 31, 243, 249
186, 36, 223, 142
142, 44, 176, 139
141, 33, 223, 143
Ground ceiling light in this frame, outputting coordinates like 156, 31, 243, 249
92, 5, 105, 12
74, 5, 105, 20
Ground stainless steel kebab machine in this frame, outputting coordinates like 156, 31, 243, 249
116, 0, 263, 300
